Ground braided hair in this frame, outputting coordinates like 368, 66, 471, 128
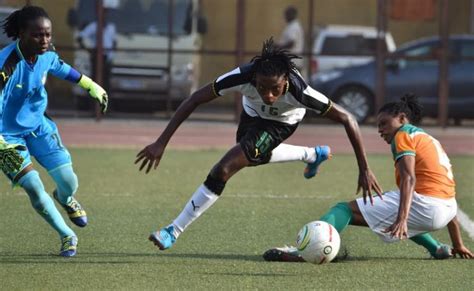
2, 5, 50, 40
378, 93, 424, 125
251, 37, 301, 78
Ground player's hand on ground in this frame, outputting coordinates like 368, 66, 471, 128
356, 168, 383, 205
135, 141, 165, 173
382, 219, 408, 240
0, 139, 26, 173
452, 245, 474, 259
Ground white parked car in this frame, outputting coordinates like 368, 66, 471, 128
311, 25, 396, 74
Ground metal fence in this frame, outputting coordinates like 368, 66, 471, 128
43, 0, 473, 126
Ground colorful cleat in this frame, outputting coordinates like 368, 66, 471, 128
262, 245, 305, 262
59, 236, 78, 257
304, 145, 332, 179
149, 225, 176, 250
54, 191, 88, 227
432, 244, 452, 260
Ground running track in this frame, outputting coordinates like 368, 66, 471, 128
56, 118, 474, 155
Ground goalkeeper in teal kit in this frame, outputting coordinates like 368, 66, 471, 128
0, 6, 108, 257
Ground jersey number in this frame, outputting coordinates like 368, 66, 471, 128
430, 136, 454, 181
261, 105, 279, 116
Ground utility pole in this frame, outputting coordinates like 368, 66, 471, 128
437, 0, 449, 127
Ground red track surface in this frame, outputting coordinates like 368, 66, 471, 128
56, 118, 474, 155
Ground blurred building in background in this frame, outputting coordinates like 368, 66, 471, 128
0, 0, 473, 123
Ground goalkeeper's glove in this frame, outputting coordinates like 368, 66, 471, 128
0, 135, 26, 173
78, 74, 108, 113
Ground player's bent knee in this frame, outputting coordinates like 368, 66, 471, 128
209, 163, 232, 181
18, 170, 48, 209
203, 174, 226, 196
18, 170, 44, 194
50, 165, 79, 196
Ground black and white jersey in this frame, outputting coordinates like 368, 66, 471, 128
212, 62, 332, 125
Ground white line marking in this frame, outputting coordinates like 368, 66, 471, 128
458, 209, 474, 240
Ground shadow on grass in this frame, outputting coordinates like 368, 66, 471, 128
0, 251, 433, 265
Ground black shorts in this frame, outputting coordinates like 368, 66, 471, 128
236, 111, 298, 165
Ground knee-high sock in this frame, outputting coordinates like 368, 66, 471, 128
18, 171, 75, 238
49, 165, 78, 205
269, 143, 316, 163
171, 184, 219, 238
319, 202, 353, 233
410, 233, 441, 255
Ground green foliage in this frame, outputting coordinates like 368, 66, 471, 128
0, 149, 472, 289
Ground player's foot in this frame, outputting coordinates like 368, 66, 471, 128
262, 245, 305, 262
149, 225, 176, 250
432, 244, 452, 260
59, 236, 78, 257
304, 145, 332, 179
54, 191, 88, 227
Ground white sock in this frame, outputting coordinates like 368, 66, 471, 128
171, 184, 219, 238
269, 143, 316, 163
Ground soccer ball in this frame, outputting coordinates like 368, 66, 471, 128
295, 220, 341, 264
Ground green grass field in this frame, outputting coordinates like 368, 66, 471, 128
1, 148, 473, 290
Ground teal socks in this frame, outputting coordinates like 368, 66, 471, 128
18, 171, 75, 238
49, 165, 78, 205
410, 233, 441, 255
319, 202, 353, 233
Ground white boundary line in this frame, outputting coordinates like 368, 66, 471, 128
458, 209, 474, 240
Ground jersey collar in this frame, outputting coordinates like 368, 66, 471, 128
15, 41, 25, 60
15, 40, 37, 69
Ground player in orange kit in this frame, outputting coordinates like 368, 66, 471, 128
264, 94, 473, 261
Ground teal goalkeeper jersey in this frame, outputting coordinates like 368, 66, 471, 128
0, 41, 73, 135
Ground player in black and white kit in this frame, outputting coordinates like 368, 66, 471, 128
136, 38, 383, 250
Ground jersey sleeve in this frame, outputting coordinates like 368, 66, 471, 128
288, 70, 332, 115
48, 52, 73, 80
212, 63, 253, 97
391, 131, 416, 161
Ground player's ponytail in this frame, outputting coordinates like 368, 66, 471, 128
251, 37, 301, 78
400, 93, 423, 124
379, 93, 424, 125
2, 5, 50, 40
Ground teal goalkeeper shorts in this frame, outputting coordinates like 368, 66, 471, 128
3, 116, 72, 181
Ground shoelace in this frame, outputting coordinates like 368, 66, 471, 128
67, 200, 82, 212
61, 237, 75, 250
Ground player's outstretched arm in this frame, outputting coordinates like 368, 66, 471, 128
0, 135, 26, 173
135, 83, 218, 173
78, 74, 108, 113
447, 216, 473, 259
382, 155, 416, 239
324, 103, 383, 204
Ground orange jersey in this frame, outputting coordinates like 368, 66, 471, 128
391, 124, 455, 199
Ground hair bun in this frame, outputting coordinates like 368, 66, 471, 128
401, 93, 417, 104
